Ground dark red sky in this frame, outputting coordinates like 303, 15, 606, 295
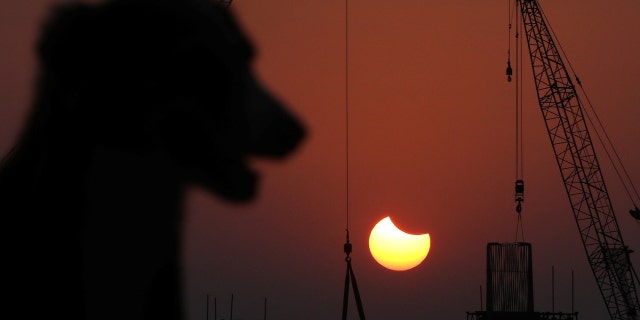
1, 1, 639, 319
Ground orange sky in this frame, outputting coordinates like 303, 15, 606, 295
1, 1, 639, 319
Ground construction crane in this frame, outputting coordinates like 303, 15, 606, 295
511, 1, 640, 320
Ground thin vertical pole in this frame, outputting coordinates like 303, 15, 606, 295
264, 297, 267, 320
207, 294, 209, 320
230, 294, 234, 320
552, 266, 555, 313
571, 269, 575, 314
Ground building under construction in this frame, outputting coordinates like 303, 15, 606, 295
466, 242, 578, 320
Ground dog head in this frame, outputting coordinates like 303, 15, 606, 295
36, 0, 305, 201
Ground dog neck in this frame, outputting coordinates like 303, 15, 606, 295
82, 144, 185, 319
86, 144, 184, 199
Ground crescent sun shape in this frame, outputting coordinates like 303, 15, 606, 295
368, 216, 431, 271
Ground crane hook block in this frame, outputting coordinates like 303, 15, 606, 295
515, 180, 525, 213
631, 207, 640, 221
344, 229, 352, 255
515, 180, 525, 196
344, 242, 352, 255
506, 60, 513, 82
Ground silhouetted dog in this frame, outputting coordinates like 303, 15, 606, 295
0, 0, 304, 319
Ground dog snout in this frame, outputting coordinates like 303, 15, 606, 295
244, 76, 306, 158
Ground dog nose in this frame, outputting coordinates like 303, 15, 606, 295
244, 77, 306, 158
254, 106, 306, 158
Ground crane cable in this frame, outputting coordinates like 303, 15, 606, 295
341, 1, 365, 319
537, 4, 640, 216
509, 0, 525, 242
345, 0, 351, 241
506, 0, 514, 82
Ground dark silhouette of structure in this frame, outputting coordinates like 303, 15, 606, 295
467, 243, 578, 320
486, 242, 534, 314
341, 230, 366, 320
511, 1, 640, 319
0, 0, 305, 319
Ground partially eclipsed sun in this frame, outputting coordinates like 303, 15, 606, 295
369, 216, 431, 271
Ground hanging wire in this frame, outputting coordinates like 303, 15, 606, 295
537, 3, 640, 209
341, 2, 366, 319
517, 0, 524, 184
581, 89, 640, 208
506, 0, 513, 82
345, 0, 350, 234
514, 0, 525, 183
512, 0, 525, 242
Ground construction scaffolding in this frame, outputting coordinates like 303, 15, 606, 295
466, 243, 579, 320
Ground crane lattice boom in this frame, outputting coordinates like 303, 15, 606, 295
517, 1, 639, 319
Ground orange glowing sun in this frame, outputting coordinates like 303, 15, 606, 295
368, 216, 431, 271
